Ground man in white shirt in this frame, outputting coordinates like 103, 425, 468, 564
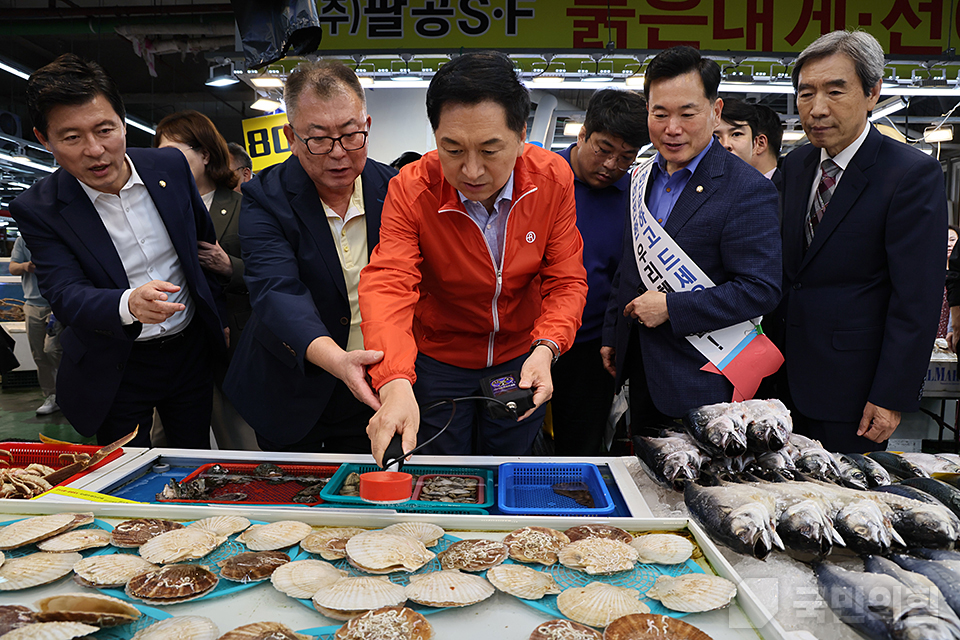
10, 54, 226, 447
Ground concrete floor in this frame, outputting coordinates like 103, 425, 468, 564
0, 386, 94, 444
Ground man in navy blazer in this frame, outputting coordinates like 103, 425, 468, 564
223, 61, 396, 452
779, 31, 945, 452
601, 46, 781, 432
10, 54, 226, 448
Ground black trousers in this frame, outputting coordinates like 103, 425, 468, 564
791, 411, 887, 453
550, 337, 616, 455
624, 325, 679, 438
97, 319, 213, 449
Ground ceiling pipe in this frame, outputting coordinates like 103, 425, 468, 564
528, 92, 558, 149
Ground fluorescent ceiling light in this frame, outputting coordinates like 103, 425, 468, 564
531, 76, 563, 85
2, 155, 55, 173
357, 76, 374, 86
8, 181, 30, 189
625, 75, 644, 87
582, 76, 613, 83
870, 96, 908, 121
125, 117, 155, 135
0, 61, 29, 80
251, 76, 284, 89
250, 98, 282, 112
924, 124, 954, 142
782, 130, 806, 143
563, 122, 583, 137
206, 64, 239, 87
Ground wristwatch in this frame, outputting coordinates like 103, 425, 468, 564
530, 338, 560, 365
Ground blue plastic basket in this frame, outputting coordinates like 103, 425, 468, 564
318, 464, 494, 512
497, 462, 616, 516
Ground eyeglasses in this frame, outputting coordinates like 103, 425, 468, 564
292, 128, 368, 155
589, 137, 638, 171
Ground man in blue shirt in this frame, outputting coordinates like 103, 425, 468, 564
602, 46, 781, 436
554, 89, 647, 455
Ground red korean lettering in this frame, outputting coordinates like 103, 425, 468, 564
638, 0, 707, 48
566, 0, 636, 49
785, 0, 847, 46
882, 0, 943, 54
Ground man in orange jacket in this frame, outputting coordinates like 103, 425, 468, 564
359, 52, 588, 464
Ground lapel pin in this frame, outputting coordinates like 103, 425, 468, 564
696, 185, 703, 193
159, 180, 166, 188
220, 209, 227, 215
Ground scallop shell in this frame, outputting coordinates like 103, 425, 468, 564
34, 592, 141, 626
37, 529, 111, 553
486, 564, 561, 600
603, 613, 715, 640
564, 525, 633, 545
529, 619, 602, 640
643, 574, 736, 613
0, 552, 81, 591
438, 539, 508, 572
271, 559, 347, 599
131, 615, 220, 640
125, 564, 219, 605
629, 534, 694, 565
503, 527, 570, 565
0, 550, 4, 568
0, 604, 36, 635
334, 606, 434, 640
404, 569, 494, 607
558, 539, 638, 575
218, 621, 312, 639
187, 515, 251, 537
312, 576, 407, 620
557, 583, 650, 628
138, 528, 226, 564
299, 528, 366, 560
382, 523, 445, 547
1, 621, 99, 640
110, 519, 184, 548
218, 550, 289, 583
345, 531, 434, 574
0, 513, 91, 550
73, 554, 158, 589
237, 520, 313, 551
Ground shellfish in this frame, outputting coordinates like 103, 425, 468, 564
485, 564, 561, 600
187, 515, 251, 537
529, 619, 602, 640
237, 520, 313, 551
131, 616, 220, 640
72, 554, 158, 589
1, 621, 99, 640
0, 513, 91, 550
382, 523, 445, 547
345, 531, 434, 574
502, 526, 570, 565
602, 613, 715, 640
36, 529, 111, 553
110, 519, 184, 548
299, 527, 366, 560
437, 539, 508, 572
334, 606, 433, 640
138, 528, 226, 564
404, 569, 494, 607
312, 576, 407, 620
558, 538, 638, 575
643, 574, 736, 613
564, 525, 632, 545
125, 564, 219, 605
0, 552, 81, 591
218, 550, 290, 583
271, 559, 347, 599
34, 593, 141, 627
0, 604, 36, 635
218, 621, 312, 639
557, 582, 650, 628
629, 534, 694, 565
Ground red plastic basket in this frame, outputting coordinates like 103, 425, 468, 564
163, 462, 341, 506
0, 442, 124, 487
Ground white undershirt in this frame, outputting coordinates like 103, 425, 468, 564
79, 155, 194, 340
806, 121, 871, 214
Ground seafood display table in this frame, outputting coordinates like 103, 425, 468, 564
0, 501, 787, 640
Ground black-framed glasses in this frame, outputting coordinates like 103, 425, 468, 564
292, 128, 368, 155
589, 137, 638, 171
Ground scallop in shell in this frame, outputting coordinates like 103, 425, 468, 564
299, 527, 366, 560
73, 554, 158, 589
602, 613, 715, 640
382, 523, 445, 547
139, 528, 226, 564
529, 619, 602, 640
0, 552, 81, 591
558, 538, 638, 575
131, 615, 220, 640
271, 559, 347, 599
187, 515, 251, 537
218, 621, 312, 639
438, 539, 508, 572
1, 621, 99, 640
37, 529, 111, 553
557, 583, 650, 628
237, 520, 312, 551
110, 519, 184, 548
0, 604, 36, 635
312, 576, 407, 620
486, 564, 561, 600
643, 574, 736, 613
0, 550, 4, 568
218, 550, 289, 583
125, 564, 218, 605
503, 527, 570, 565
0, 513, 91, 550
564, 525, 632, 545
34, 593, 141, 627
404, 569, 494, 607
630, 534, 694, 565
334, 606, 433, 640
345, 531, 434, 574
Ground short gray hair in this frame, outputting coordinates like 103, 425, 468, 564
284, 60, 365, 125
792, 30, 885, 96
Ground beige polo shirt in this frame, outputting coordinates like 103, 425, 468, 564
322, 176, 368, 352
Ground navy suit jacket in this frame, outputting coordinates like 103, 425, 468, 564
603, 142, 781, 417
780, 126, 945, 421
223, 156, 396, 445
9, 147, 226, 436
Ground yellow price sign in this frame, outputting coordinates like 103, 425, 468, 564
242, 113, 292, 173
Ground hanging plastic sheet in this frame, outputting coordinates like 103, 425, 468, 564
231, 0, 323, 70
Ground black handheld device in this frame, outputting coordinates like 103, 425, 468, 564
480, 370, 536, 419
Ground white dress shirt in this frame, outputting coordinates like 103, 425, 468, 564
79, 155, 194, 340
806, 121, 871, 214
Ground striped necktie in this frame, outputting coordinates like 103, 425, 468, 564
805, 158, 841, 249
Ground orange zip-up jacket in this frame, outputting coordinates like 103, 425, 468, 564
359, 144, 588, 390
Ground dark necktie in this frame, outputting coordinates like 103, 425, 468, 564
805, 158, 841, 249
